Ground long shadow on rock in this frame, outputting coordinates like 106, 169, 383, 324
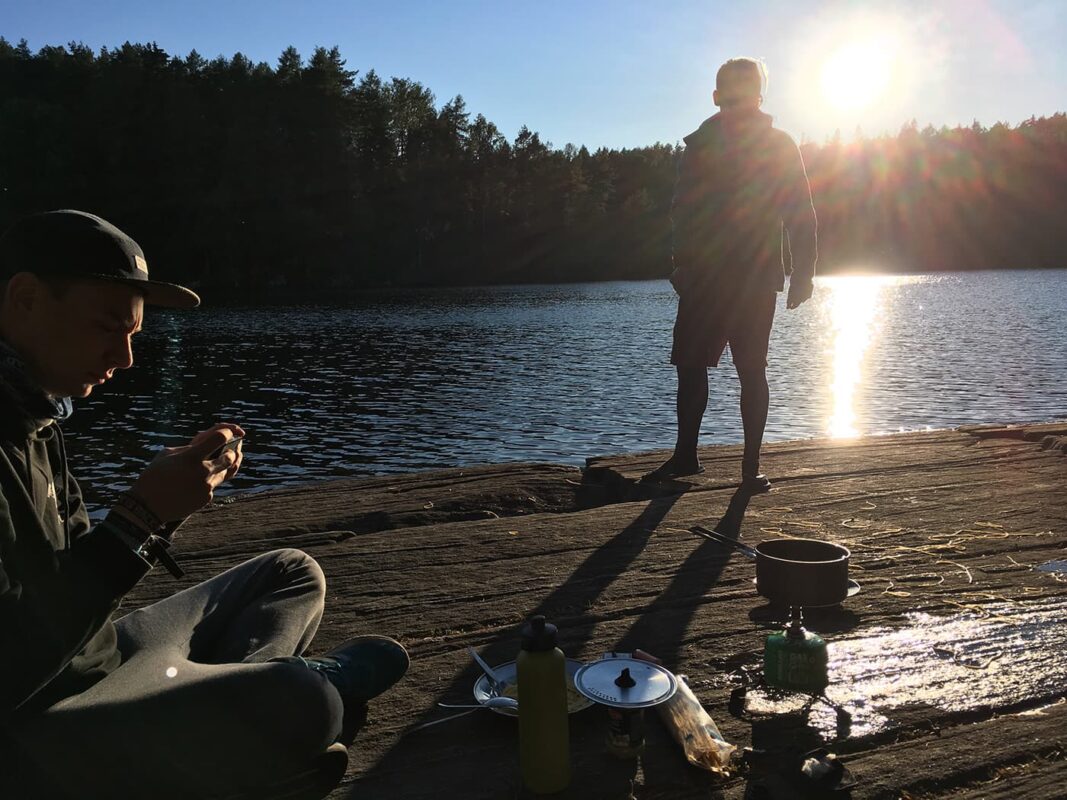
617, 487, 754, 665
348, 709, 643, 800
345, 495, 684, 798
741, 715, 855, 800
536, 493, 686, 656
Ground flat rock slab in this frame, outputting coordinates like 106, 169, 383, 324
958, 421, 1067, 441
224, 462, 586, 530
121, 425, 1067, 799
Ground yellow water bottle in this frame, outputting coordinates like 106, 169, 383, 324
517, 615, 570, 794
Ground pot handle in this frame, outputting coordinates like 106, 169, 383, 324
690, 525, 758, 560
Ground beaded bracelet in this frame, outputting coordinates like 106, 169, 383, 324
114, 491, 164, 533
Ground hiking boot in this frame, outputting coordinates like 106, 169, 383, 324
741, 459, 772, 493
640, 459, 705, 482
741, 473, 772, 493
300, 635, 409, 706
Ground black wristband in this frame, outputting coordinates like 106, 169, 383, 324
99, 514, 185, 579
135, 535, 186, 579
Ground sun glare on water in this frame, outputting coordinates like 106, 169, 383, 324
823, 275, 898, 438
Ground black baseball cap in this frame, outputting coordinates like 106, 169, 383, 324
0, 209, 200, 308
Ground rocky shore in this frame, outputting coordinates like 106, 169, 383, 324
124, 423, 1067, 799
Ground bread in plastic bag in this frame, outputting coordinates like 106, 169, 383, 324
656, 674, 736, 774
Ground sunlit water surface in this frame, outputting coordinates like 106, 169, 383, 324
743, 596, 1067, 740
61, 270, 1066, 514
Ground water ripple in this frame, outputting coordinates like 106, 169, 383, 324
62, 271, 1067, 515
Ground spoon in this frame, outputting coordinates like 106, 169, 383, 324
406, 697, 518, 734
437, 697, 519, 710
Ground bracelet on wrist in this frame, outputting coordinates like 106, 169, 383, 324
101, 511, 151, 548
115, 491, 164, 533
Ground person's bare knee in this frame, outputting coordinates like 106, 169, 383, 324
677, 365, 707, 385
735, 364, 768, 391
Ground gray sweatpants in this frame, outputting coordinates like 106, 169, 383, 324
13, 548, 345, 799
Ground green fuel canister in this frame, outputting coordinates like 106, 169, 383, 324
763, 614, 829, 694
517, 615, 570, 794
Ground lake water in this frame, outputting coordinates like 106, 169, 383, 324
61, 270, 1067, 514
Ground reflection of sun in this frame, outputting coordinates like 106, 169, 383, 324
824, 276, 891, 438
820, 39, 895, 111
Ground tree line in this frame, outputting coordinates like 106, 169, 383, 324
1, 39, 1065, 300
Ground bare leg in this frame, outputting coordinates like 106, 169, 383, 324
644, 366, 708, 479
737, 364, 771, 489
676, 365, 710, 463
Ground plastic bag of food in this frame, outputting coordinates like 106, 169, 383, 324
656, 674, 736, 774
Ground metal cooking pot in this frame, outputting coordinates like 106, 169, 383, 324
691, 525, 851, 607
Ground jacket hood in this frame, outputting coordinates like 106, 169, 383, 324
683, 108, 773, 148
0, 339, 69, 442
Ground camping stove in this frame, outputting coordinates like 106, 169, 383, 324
763, 606, 829, 694
727, 604, 850, 737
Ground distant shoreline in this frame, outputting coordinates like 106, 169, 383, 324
187, 264, 1067, 307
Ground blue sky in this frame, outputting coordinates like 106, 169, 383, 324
2, 0, 1063, 149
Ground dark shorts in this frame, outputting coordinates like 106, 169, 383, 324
670, 290, 777, 369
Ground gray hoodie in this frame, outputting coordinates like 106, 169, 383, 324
0, 348, 152, 719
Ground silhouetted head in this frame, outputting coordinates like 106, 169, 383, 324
714, 57, 766, 111
0, 274, 145, 398
0, 210, 198, 398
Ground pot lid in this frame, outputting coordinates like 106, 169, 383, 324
573, 655, 678, 709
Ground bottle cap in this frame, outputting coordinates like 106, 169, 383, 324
520, 615, 558, 652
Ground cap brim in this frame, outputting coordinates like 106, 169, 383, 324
81, 274, 201, 308
141, 279, 201, 309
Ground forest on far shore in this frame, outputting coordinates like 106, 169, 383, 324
2, 39, 1066, 299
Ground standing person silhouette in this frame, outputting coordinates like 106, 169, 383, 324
645, 57, 818, 491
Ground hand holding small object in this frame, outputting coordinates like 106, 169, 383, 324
129, 423, 245, 522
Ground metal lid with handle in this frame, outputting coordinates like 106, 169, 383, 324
573, 654, 678, 709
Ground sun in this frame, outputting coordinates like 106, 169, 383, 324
789, 10, 918, 135
820, 39, 895, 111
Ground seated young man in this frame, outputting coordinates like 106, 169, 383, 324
0, 210, 408, 799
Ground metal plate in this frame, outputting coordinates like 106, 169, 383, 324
472, 658, 593, 717
573, 655, 678, 709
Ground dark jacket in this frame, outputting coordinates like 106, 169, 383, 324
671, 109, 817, 298
0, 385, 152, 719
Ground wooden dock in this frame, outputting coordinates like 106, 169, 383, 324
124, 423, 1067, 799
